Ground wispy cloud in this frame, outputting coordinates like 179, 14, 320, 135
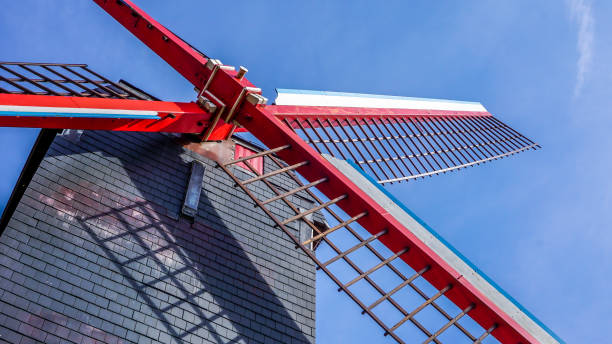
568, 0, 594, 96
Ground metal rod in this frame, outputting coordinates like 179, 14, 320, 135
356, 118, 405, 179
474, 324, 497, 344
315, 117, 349, 160
219, 160, 401, 343
81, 65, 142, 99
265, 155, 441, 343
395, 118, 438, 174
452, 117, 498, 157
261, 177, 327, 205
484, 116, 538, 148
386, 285, 452, 335
0, 61, 87, 67
362, 118, 408, 179
281, 143, 474, 340
353, 117, 400, 180
371, 119, 415, 176
445, 116, 490, 160
345, 117, 394, 181
466, 116, 517, 151
471, 116, 521, 151
337, 118, 387, 181
420, 117, 463, 167
305, 117, 336, 156
280, 194, 347, 225
422, 303, 475, 344
326, 118, 373, 174
435, 116, 482, 162
320, 230, 388, 268
429, 117, 472, 165
406, 117, 448, 170
19, 64, 83, 97
366, 266, 430, 311
282, 118, 300, 135
225, 144, 291, 166
0, 74, 38, 94
3, 77, 86, 84
301, 211, 367, 246
0, 65, 61, 96
471, 115, 519, 153
459, 116, 504, 156
356, 135, 521, 165
60, 66, 126, 99
342, 247, 409, 289
241, 161, 308, 185
293, 118, 324, 154
379, 144, 538, 184
412, 117, 455, 168
458, 117, 525, 156
385, 118, 427, 176
241, 158, 408, 342
41, 65, 106, 97
266, 156, 442, 343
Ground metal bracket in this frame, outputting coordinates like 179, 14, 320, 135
195, 58, 264, 139
224, 86, 263, 123
246, 93, 268, 106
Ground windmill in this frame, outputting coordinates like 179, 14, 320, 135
0, 1, 561, 343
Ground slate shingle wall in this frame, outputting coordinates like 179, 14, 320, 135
0, 131, 316, 344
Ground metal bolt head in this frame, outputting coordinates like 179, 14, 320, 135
205, 59, 222, 70
246, 93, 259, 105
246, 93, 267, 106
203, 101, 218, 113
196, 95, 217, 113
236, 66, 248, 80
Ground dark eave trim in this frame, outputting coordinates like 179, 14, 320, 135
0, 129, 59, 236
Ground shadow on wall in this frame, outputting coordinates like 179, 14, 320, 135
44, 131, 313, 344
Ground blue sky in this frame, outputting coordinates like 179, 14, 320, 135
1, 1, 609, 342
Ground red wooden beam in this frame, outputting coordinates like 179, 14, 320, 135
92, 0, 208, 88
0, 94, 211, 133
236, 101, 538, 344
93, 0, 257, 139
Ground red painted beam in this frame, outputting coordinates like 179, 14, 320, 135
236, 102, 537, 344
93, 0, 258, 139
0, 94, 211, 133
93, 0, 207, 88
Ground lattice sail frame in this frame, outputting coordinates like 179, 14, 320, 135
270, 89, 539, 184
220, 149, 492, 343
0, 0, 561, 343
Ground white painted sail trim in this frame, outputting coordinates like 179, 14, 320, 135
324, 154, 562, 344
0, 105, 159, 119
275, 89, 488, 112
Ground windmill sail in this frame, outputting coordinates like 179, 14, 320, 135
0, 0, 561, 343
219, 148, 561, 343
270, 89, 539, 184
0, 62, 212, 133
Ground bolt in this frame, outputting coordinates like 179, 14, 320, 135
236, 66, 248, 80
203, 101, 217, 113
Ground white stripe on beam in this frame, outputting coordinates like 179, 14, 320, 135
0, 105, 159, 119
275, 89, 488, 112
324, 154, 562, 344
